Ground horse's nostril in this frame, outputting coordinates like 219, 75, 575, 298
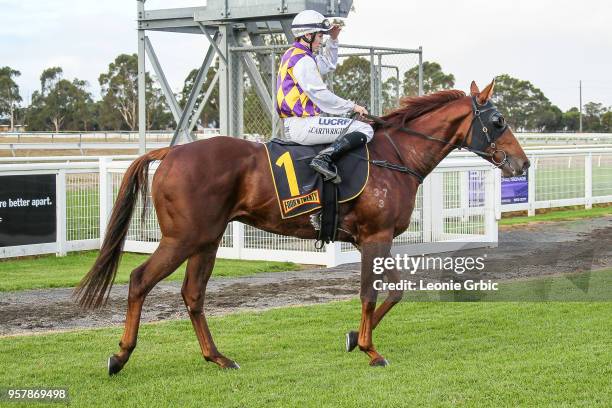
522, 160, 531, 172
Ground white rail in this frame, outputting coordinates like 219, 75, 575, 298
500, 148, 612, 215
1, 156, 497, 265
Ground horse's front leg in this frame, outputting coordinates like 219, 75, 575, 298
347, 251, 403, 353
355, 238, 393, 366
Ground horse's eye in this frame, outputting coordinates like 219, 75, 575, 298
493, 114, 505, 128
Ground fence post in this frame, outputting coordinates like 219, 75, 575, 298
98, 157, 112, 244
233, 221, 245, 259
430, 172, 444, 241
369, 48, 376, 113
585, 153, 592, 209
528, 156, 536, 216
421, 174, 433, 243
270, 52, 277, 139
418, 46, 424, 96
494, 167, 502, 222
486, 168, 499, 243
56, 169, 67, 256
325, 242, 343, 268
460, 171, 470, 222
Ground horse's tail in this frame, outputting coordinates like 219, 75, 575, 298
74, 147, 172, 309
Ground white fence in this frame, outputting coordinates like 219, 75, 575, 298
2, 132, 610, 157
0, 129, 221, 156
4, 145, 612, 264
1, 156, 498, 266
501, 147, 612, 215
0, 129, 220, 142
517, 133, 612, 145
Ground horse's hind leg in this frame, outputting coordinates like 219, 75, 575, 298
182, 244, 239, 369
108, 240, 190, 375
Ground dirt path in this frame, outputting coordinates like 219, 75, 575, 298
2, 216, 612, 336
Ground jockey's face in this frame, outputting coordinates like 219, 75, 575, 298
304, 32, 325, 52
312, 32, 325, 51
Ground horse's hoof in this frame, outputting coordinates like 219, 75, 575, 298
222, 361, 240, 369
108, 355, 123, 376
345, 331, 358, 352
370, 357, 389, 367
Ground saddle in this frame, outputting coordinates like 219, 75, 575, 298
264, 138, 370, 243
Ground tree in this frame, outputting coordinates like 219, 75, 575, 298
40, 67, 62, 96
602, 110, 612, 132
402, 61, 455, 97
583, 102, 606, 132
534, 104, 563, 132
99, 54, 172, 130
492, 74, 562, 132
381, 76, 401, 113
69, 78, 95, 130
0, 66, 23, 131
147, 86, 173, 130
99, 55, 140, 130
180, 63, 219, 129
26, 67, 94, 131
332, 56, 371, 105
562, 108, 580, 131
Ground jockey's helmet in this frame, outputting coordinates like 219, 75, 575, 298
291, 10, 332, 38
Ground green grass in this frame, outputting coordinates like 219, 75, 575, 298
500, 205, 612, 226
0, 297, 610, 407
0, 251, 300, 292
405, 268, 612, 302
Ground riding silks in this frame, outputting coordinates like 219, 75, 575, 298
264, 138, 369, 219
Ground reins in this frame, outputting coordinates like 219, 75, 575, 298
352, 97, 511, 183
363, 113, 495, 159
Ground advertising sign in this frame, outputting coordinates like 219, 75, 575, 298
501, 174, 528, 204
0, 174, 57, 247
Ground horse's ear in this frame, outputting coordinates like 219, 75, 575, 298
477, 79, 496, 104
470, 81, 480, 96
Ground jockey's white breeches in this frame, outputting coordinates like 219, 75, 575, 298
282, 116, 374, 145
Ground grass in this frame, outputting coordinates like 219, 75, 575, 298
500, 205, 612, 226
0, 251, 300, 292
405, 268, 612, 302
0, 296, 610, 407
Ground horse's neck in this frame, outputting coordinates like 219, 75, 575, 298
388, 117, 464, 179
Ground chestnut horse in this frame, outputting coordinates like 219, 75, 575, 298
76, 80, 529, 374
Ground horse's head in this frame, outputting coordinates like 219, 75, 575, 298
464, 80, 530, 177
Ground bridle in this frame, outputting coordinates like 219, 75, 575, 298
361, 96, 512, 182
462, 96, 509, 168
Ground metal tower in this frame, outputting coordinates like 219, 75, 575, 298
136, 0, 353, 152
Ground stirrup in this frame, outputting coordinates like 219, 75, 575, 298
310, 159, 341, 184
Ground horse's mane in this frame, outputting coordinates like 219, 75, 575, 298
375, 89, 466, 130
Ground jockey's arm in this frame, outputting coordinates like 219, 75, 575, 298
315, 38, 338, 75
293, 56, 355, 115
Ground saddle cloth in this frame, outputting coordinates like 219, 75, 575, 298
264, 138, 369, 219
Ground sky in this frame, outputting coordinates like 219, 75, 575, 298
2, 0, 611, 111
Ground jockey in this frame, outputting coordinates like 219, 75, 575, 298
276, 10, 374, 183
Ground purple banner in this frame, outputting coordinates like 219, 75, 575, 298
501, 174, 528, 204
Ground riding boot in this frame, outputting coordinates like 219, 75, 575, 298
310, 132, 368, 184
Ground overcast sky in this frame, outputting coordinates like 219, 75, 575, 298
2, 0, 611, 111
